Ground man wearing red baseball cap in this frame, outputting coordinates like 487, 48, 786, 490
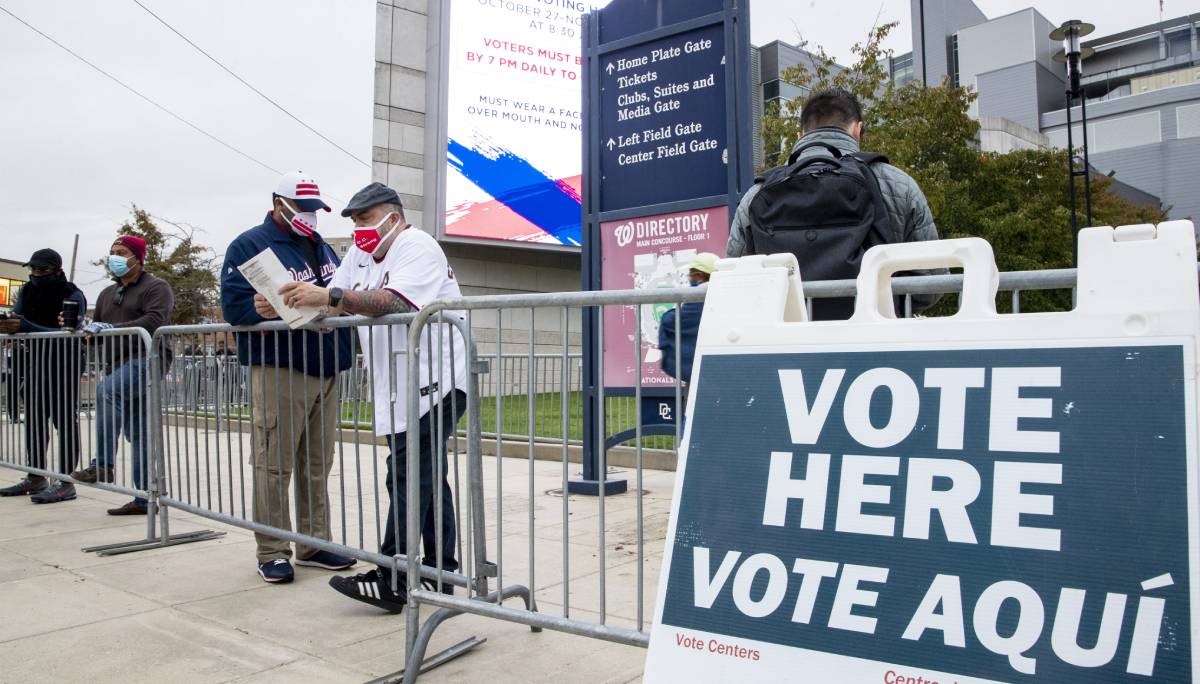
71, 233, 175, 516
220, 171, 355, 584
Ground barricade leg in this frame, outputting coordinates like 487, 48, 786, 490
374, 583, 539, 684
83, 334, 224, 556
392, 312, 541, 683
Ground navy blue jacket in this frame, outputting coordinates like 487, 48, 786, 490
220, 213, 352, 378
658, 301, 703, 382
14, 284, 86, 333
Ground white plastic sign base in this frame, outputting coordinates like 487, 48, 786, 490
645, 222, 1200, 683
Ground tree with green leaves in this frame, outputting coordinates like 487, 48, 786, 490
98, 206, 220, 325
757, 22, 1171, 311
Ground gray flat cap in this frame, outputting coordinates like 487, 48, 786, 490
340, 182, 403, 217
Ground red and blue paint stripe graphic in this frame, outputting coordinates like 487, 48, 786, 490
448, 138, 582, 246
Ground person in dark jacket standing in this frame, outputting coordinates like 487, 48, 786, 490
220, 172, 355, 584
71, 235, 174, 516
0, 249, 86, 503
658, 252, 717, 384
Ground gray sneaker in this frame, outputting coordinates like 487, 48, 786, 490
30, 482, 76, 504
0, 477, 49, 497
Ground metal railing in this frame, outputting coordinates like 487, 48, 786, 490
0, 264, 1118, 682
146, 313, 535, 680
390, 265, 1099, 682
0, 327, 221, 554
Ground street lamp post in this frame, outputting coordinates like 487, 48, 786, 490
1052, 19, 1095, 265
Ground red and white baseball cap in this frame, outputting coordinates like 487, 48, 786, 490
275, 171, 332, 213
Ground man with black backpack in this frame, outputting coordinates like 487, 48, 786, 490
726, 88, 944, 320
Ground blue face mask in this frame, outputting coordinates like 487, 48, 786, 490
108, 255, 132, 278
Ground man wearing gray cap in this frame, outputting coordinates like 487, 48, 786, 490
279, 182, 468, 613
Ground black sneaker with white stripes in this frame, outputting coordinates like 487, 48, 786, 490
420, 576, 455, 596
329, 569, 406, 613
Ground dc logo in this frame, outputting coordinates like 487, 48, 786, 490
614, 222, 634, 247
658, 402, 672, 420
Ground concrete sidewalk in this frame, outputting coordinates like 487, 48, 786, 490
0, 463, 665, 683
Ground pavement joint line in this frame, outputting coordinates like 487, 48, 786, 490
70, 545, 259, 607
168, 580, 283, 611
160, 602, 330, 661
0, 571, 163, 647
216, 656, 330, 684
168, 586, 411, 656
0, 525, 236, 571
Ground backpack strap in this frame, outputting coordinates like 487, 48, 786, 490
848, 152, 898, 243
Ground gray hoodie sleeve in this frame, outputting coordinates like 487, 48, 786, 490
894, 174, 946, 313
903, 180, 940, 244
725, 184, 761, 258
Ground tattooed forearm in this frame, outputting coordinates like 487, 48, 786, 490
340, 289, 414, 317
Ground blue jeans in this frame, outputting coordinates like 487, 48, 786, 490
95, 359, 150, 505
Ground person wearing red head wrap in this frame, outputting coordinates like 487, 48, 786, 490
70, 233, 174, 516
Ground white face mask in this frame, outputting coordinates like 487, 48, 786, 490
279, 199, 317, 237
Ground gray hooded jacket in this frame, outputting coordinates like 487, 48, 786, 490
726, 128, 944, 312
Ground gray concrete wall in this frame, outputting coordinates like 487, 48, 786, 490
1041, 82, 1200, 221
978, 116, 1048, 153
909, 0, 986, 86
976, 63, 1041, 130
1086, 137, 1200, 222
1042, 82, 1200, 128
976, 61, 1065, 131
1035, 61, 1067, 121
442, 242, 583, 354
373, 0, 430, 229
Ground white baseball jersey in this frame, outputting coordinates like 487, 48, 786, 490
330, 226, 468, 436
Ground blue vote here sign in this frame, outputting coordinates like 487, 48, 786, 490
646, 343, 1197, 682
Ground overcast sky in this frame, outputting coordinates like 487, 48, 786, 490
0, 0, 1175, 303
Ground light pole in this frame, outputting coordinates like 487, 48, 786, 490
1051, 19, 1095, 265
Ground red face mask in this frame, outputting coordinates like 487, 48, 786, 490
353, 212, 397, 254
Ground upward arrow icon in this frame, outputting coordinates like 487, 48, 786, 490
607, 138, 616, 150
606, 62, 615, 75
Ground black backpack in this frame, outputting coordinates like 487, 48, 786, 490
747, 142, 893, 321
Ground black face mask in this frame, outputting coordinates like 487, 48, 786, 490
27, 273, 59, 287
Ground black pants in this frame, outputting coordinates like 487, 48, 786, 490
23, 368, 81, 475
380, 391, 466, 582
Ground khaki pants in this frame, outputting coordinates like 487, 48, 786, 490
249, 365, 338, 562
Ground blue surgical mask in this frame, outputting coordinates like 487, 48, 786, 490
108, 255, 132, 278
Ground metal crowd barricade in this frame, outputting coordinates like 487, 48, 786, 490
394, 266, 1093, 682
0, 266, 1123, 682
150, 313, 530, 678
153, 317, 405, 569
0, 327, 218, 554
